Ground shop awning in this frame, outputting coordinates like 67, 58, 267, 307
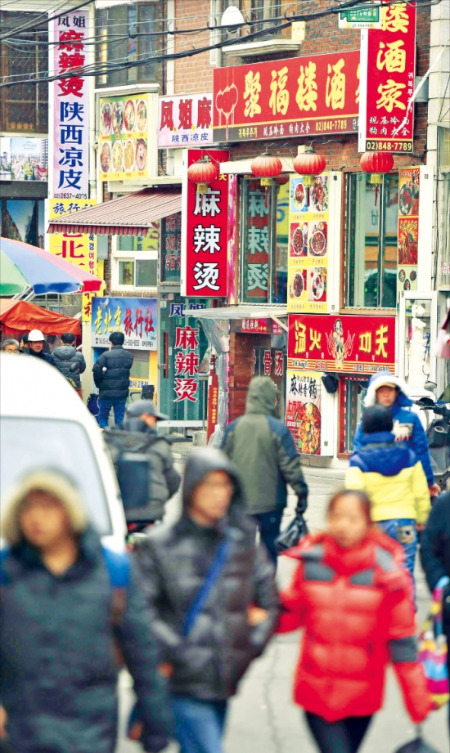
47, 188, 181, 237
0, 298, 81, 337
193, 305, 288, 330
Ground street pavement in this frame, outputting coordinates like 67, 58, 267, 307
116, 448, 448, 753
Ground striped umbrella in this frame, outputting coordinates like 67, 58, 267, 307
0, 237, 103, 296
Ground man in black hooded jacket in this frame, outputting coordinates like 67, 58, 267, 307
93, 331, 133, 428
135, 448, 279, 753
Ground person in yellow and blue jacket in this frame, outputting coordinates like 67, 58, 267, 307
346, 404, 431, 594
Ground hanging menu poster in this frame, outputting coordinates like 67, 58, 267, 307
397, 166, 419, 297
286, 369, 322, 455
287, 175, 329, 313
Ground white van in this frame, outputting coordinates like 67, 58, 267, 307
0, 353, 127, 551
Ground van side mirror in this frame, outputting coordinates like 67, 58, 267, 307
117, 452, 150, 512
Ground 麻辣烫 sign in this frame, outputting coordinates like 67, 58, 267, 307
91, 297, 157, 350
288, 314, 396, 373
158, 94, 213, 148
287, 175, 329, 313
99, 93, 157, 181
181, 148, 229, 297
359, 1, 416, 153
213, 51, 360, 142
52, 10, 90, 198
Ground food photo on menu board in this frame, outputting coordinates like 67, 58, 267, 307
99, 95, 149, 179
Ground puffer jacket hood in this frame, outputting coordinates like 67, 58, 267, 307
364, 371, 413, 408
105, 422, 161, 452
284, 526, 407, 571
1, 470, 89, 545
182, 448, 244, 514
53, 345, 77, 362
354, 431, 418, 475
245, 376, 278, 416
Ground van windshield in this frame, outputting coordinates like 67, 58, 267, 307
0, 418, 112, 536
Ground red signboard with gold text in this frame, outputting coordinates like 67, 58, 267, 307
181, 148, 229, 297
288, 314, 396, 374
213, 51, 360, 142
359, 1, 416, 153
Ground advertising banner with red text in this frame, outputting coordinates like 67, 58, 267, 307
158, 94, 214, 148
286, 370, 322, 455
51, 10, 90, 199
288, 314, 396, 373
213, 51, 360, 142
181, 149, 229, 297
359, 1, 416, 153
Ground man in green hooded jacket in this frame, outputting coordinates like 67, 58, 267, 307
221, 376, 308, 562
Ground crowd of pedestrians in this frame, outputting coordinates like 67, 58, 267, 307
0, 329, 448, 753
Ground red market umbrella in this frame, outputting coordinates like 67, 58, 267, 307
0, 237, 103, 296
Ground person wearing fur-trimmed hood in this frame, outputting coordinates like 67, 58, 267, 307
0, 469, 172, 753
353, 371, 438, 494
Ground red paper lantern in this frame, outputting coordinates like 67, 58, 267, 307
293, 146, 326, 187
188, 156, 219, 193
360, 151, 394, 184
251, 153, 282, 186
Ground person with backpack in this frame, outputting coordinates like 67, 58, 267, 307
104, 399, 181, 529
93, 331, 133, 428
353, 371, 440, 496
0, 469, 172, 753
346, 404, 431, 591
134, 448, 279, 753
52, 332, 86, 397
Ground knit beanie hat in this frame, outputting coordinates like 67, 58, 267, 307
361, 404, 393, 435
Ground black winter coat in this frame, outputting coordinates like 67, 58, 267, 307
420, 491, 450, 636
136, 450, 279, 701
0, 529, 172, 753
93, 345, 133, 400
28, 349, 55, 366
104, 421, 181, 521
53, 345, 86, 388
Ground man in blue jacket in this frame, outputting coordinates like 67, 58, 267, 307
353, 371, 439, 496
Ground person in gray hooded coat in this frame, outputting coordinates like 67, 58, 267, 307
52, 332, 86, 393
135, 448, 279, 753
221, 376, 308, 562
0, 470, 172, 753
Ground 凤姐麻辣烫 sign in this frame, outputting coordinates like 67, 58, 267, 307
288, 314, 396, 373
158, 94, 214, 148
181, 149, 229, 298
213, 51, 360, 142
359, 1, 416, 153
52, 10, 90, 199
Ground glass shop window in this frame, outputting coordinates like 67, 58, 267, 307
240, 178, 288, 304
345, 173, 398, 309
338, 376, 369, 454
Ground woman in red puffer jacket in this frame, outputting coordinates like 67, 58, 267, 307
277, 489, 432, 753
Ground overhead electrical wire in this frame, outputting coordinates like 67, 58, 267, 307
0, 0, 441, 88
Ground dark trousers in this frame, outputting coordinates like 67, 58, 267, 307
251, 510, 283, 564
304, 712, 373, 753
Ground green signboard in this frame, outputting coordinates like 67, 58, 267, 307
339, 5, 380, 29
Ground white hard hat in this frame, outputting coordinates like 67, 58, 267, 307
28, 329, 45, 342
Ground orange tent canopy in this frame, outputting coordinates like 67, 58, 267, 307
0, 299, 81, 337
